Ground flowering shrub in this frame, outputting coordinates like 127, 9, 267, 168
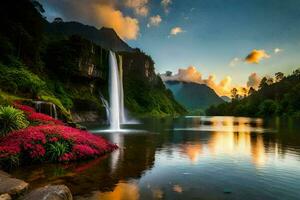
13, 103, 36, 113
0, 125, 118, 166
27, 112, 64, 125
13, 102, 64, 125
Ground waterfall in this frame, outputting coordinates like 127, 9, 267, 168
109, 51, 121, 130
100, 93, 110, 123
32, 101, 58, 119
118, 54, 126, 124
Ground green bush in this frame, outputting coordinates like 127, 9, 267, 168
46, 141, 69, 162
0, 65, 46, 95
0, 106, 29, 137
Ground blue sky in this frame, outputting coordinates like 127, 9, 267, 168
41, 0, 300, 89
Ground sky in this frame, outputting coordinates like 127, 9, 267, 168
39, 0, 300, 96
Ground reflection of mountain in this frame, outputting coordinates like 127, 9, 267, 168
164, 80, 224, 110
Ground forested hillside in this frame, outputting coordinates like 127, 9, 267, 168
206, 70, 300, 117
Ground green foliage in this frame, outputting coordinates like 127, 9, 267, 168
258, 100, 278, 117
46, 141, 69, 162
206, 69, 300, 118
0, 106, 29, 136
0, 65, 46, 95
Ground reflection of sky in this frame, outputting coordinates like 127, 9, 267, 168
81, 116, 300, 200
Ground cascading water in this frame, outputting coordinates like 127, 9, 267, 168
32, 101, 58, 119
108, 51, 127, 130
100, 93, 110, 124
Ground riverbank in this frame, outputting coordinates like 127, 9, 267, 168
0, 170, 72, 200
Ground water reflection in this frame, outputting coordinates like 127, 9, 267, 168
9, 116, 300, 200
77, 181, 139, 200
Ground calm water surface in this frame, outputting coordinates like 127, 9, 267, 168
10, 116, 300, 200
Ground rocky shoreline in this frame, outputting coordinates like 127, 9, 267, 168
0, 170, 72, 200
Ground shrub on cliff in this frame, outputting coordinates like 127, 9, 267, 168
0, 106, 29, 137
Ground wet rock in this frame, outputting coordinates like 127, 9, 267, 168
0, 171, 28, 196
21, 185, 72, 200
0, 194, 11, 200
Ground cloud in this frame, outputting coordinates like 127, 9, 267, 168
247, 73, 261, 89
40, 0, 139, 40
229, 57, 241, 67
170, 27, 184, 36
161, 0, 172, 13
245, 49, 270, 64
161, 66, 233, 96
124, 0, 149, 16
147, 15, 162, 27
274, 48, 283, 54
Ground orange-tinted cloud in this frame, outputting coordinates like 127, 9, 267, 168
161, 66, 233, 96
245, 49, 270, 64
161, 66, 262, 97
124, 0, 149, 16
41, 0, 139, 40
170, 27, 184, 36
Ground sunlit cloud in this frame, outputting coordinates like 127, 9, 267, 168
161, 0, 172, 13
229, 57, 241, 67
40, 0, 140, 40
161, 66, 233, 96
274, 48, 283, 54
124, 0, 149, 16
245, 49, 270, 64
169, 26, 184, 36
160, 66, 262, 97
247, 73, 261, 89
147, 15, 162, 27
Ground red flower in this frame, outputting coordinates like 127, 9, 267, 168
27, 112, 64, 125
13, 103, 36, 113
0, 125, 118, 164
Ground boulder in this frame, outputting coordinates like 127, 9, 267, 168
21, 185, 72, 200
0, 171, 28, 196
0, 194, 11, 200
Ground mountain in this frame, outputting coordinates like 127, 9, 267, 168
221, 96, 231, 102
164, 80, 225, 110
46, 21, 134, 52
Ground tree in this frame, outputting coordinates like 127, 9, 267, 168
165, 71, 172, 76
53, 17, 63, 23
248, 87, 256, 96
275, 72, 284, 82
259, 77, 268, 89
242, 87, 247, 97
266, 77, 274, 85
231, 88, 239, 99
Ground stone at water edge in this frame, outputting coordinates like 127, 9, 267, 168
21, 185, 72, 200
0, 171, 28, 196
0, 194, 11, 200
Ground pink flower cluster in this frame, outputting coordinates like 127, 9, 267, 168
27, 112, 64, 125
0, 125, 118, 163
14, 102, 64, 125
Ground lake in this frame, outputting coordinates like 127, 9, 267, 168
10, 116, 300, 200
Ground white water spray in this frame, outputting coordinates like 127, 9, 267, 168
108, 51, 127, 130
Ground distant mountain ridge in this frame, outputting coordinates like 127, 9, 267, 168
46, 21, 134, 52
164, 80, 225, 110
